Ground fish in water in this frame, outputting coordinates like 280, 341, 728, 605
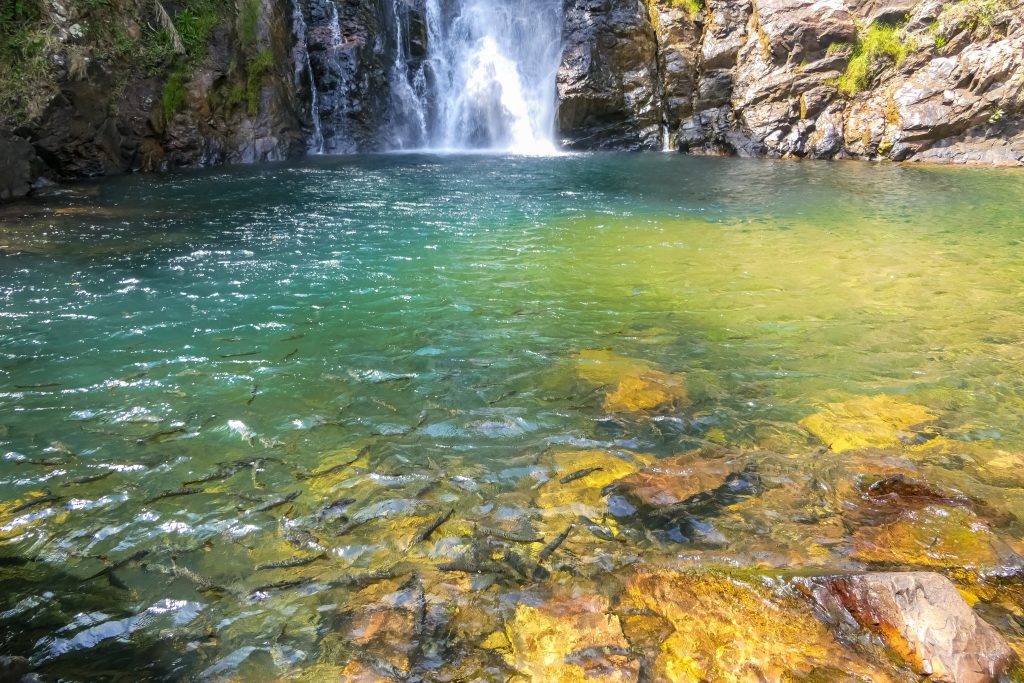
183, 464, 245, 487
254, 553, 329, 572
220, 350, 261, 359
478, 526, 543, 544
283, 526, 322, 550
409, 509, 454, 547
46, 441, 78, 458
137, 426, 188, 444
336, 511, 388, 536
62, 471, 115, 487
560, 466, 604, 485
500, 549, 546, 581
10, 493, 64, 514
248, 578, 313, 597
145, 561, 223, 593
326, 566, 406, 590
226, 420, 256, 445
299, 449, 365, 480
577, 516, 623, 543
537, 524, 574, 565
317, 497, 355, 521
252, 491, 299, 513
85, 549, 151, 581
145, 487, 204, 504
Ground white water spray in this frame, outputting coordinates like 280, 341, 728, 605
390, 0, 563, 154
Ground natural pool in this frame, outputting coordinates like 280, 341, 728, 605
1, 153, 1023, 680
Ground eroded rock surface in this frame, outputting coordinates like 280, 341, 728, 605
559, 0, 1024, 163
806, 572, 1018, 682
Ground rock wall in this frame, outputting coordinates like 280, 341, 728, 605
3, 0, 1023, 202
558, 0, 1024, 163
0, 0, 395, 199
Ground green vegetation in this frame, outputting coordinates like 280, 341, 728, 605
0, 0, 53, 121
834, 22, 915, 96
670, 0, 704, 19
933, 0, 1011, 43
246, 48, 273, 115
174, 0, 223, 61
162, 68, 189, 118
239, 0, 260, 46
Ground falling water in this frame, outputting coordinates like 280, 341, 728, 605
291, 0, 324, 153
390, 0, 563, 153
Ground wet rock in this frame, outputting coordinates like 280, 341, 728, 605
620, 569, 900, 681
603, 370, 690, 413
504, 593, 639, 682
609, 449, 744, 508
806, 572, 1017, 682
574, 349, 655, 387
0, 130, 44, 202
0, 657, 31, 683
557, 0, 664, 150
849, 505, 1014, 571
536, 449, 648, 516
800, 394, 936, 453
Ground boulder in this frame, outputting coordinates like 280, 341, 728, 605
0, 130, 44, 201
805, 572, 1017, 682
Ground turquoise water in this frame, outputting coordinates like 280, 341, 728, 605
1, 154, 1024, 680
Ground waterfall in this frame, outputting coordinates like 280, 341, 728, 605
290, 0, 324, 153
389, 0, 563, 154
293, 0, 563, 155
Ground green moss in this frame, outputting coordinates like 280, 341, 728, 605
668, 0, 703, 18
162, 68, 189, 118
245, 48, 273, 115
836, 22, 915, 96
239, 0, 260, 46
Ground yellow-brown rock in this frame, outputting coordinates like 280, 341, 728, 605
504, 594, 639, 683
603, 371, 689, 413
621, 570, 898, 682
536, 449, 648, 516
800, 395, 936, 453
574, 349, 654, 386
610, 450, 743, 508
850, 506, 1005, 570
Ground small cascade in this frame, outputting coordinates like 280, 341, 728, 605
290, 0, 324, 153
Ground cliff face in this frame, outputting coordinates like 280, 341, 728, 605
1, 0, 1022, 201
558, 0, 1024, 163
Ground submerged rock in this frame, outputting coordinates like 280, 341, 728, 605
609, 449, 744, 509
800, 395, 937, 452
504, 594, 639, 682
620, 569, 900, 681
603, 370, 690, 414
805, 572, 1017, 682
536, 449, 648, 516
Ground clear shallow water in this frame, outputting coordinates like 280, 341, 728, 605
1, 154, 1024, 680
